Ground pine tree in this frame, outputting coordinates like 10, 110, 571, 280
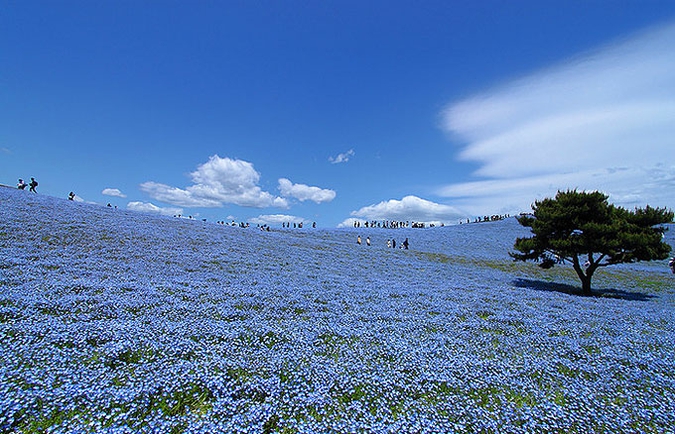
511, 190, 673, 295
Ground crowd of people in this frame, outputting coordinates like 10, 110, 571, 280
352, 220, 438, 229
459, 214, 511, 224
203, 220, 317, 230
353, 216, 512, 229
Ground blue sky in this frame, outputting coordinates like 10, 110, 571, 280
3, 1, 675, 227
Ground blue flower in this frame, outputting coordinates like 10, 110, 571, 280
1, 187, 674, 432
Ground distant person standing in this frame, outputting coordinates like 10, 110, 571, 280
357, 235, 362, 245
29, 177, 38, 193
402, 238, 409, 250
17, 179, 26, 190
366, 236, 371, 246
68, 192, 76, 201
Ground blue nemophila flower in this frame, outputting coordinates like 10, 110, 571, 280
1, 188, 674, 433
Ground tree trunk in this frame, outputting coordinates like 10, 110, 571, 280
572, 255, 594, 296
580, 274, 593, 296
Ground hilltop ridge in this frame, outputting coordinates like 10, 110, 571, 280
0, 186, 530, 261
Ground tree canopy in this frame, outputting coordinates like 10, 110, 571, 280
511, 190, 673, 295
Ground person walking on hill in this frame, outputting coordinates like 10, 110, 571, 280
17, 179, 26, 190
29, 177, 38, 193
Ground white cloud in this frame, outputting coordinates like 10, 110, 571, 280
278, 178, 336, 203
127, 201, 183, 216
249, 214, 310, 225
341, 195, 464, 227
440, 21, 675, 215
139, 181, 223, 208
140, 155, 289, 209
102, 188, 127, 198
329, 149, 355, 164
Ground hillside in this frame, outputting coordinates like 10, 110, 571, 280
1, 187, 674, 433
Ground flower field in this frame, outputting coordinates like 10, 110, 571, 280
1, 187, 674, 433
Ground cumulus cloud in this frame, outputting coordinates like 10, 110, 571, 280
340, 195, 464, 227
139, 181, 223, 208
329, 149, 355, 164
127, 201, 183, 216
439, 21, 675, 216
140, 155, 288, 209
102, 188, 127, 198
278, 178, 336, 203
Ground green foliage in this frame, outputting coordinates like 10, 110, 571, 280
511, 190, 673, 294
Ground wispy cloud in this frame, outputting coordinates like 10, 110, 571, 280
140, 155, 288, 209
340, 195, 464, 227
329, 149, 355, 164
127, 201, 183, 216
102, 188, 127, 198
278, 178, 336, 203
439, 21, 675, 216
